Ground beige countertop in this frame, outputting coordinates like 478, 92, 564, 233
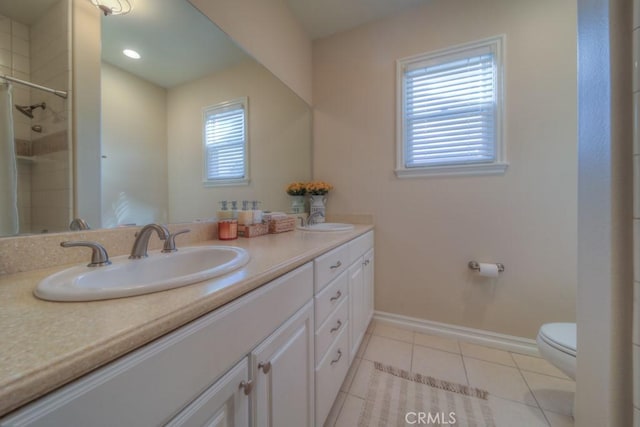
0, 225, 373, 417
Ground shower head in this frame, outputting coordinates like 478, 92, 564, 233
15, 102, 46, 119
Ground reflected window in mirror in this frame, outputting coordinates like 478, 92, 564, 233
203, 97, 249, 186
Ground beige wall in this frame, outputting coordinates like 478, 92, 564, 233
313, 0, 577, 338
167, 59, 311, 222
101, 63, 168, 227
189, 0, 313, 106
577, 0, 634, 424
72, 0, 101, 228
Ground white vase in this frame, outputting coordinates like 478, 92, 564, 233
309, 195, 327, 223
290, 195, 305, 213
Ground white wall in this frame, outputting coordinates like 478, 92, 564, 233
72, 0, 101, 228
101, 62, 168, 227
313, 0, 577, 338
577, 0, 633, 424
167, 59, 311, 222
189, 0, 313, 105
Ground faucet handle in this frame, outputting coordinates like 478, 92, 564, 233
162, 229, 191, 253
61, 241, 111, 267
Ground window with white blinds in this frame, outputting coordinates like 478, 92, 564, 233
203, 98, 249, 185
396, 36, 507, 177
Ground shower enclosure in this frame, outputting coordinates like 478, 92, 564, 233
0, 0, 71, 235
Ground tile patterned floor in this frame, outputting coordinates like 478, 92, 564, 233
324, 320, 575, 427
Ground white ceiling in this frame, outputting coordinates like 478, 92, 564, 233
286, 0, 428, 40
0, 0, 59, 25
102, 0, 249, 88
0, 0, 249, 89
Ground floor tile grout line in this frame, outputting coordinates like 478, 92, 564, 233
413, 341, 462, 356
410, 338, 415, 372
370, 332, 414, 345
460, 341, 472, 385
516, 362, 552, 426
460, 353, 518, 369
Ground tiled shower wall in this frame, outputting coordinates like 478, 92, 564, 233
29, 0, 71, 234
0, 0, 71, 235
0, 12, 33, 233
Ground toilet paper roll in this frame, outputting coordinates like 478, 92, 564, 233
478, 263, 500, 278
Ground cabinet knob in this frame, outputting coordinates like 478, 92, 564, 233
330, 290, 342, 302
330, 349, 343, 365
239, 380, 253, 396
258, 361, 272, 374
330, 261, 342, 270
330, 319, 343, 334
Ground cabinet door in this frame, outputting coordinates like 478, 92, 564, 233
348, 259, 364, 363
251, 301, 314, 427
363, 248, 374, 326
166, 357, 250, 427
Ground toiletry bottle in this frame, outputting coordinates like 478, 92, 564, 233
217, 201, 233, 220
252, 200, 263, 224
238, 200, 253, 226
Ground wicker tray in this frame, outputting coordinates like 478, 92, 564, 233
268, 217, 296, 233
238, 222, 269, 238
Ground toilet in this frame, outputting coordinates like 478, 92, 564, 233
536, 322, 576, 380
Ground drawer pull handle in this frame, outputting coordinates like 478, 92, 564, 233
330, 349, 343, 365
258, 361, 271, 374
330, 261, 342, 270
239, 380, 253, 396
363, 259, 370, 266
330, 290, 342, 302
330, 320, 343, 333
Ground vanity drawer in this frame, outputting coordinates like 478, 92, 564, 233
314, 244, 349, 292
315, 325, 349, 427
315, 296, 348, 363
349, 231, 374, 264
314, 270, 348, 326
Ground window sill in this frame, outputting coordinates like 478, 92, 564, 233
203, 178, 250, 187
395, 162, 508, 178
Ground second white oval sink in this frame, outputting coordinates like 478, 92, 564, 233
35, 246, 250, 302
297, 223, 355, 232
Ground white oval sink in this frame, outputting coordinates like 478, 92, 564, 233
34, 246, 250, 302
297, 223, 355, 232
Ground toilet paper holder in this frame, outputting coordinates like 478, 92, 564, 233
468, 261, 505, 273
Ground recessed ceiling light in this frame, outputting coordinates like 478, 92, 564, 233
123, 49, 141, 59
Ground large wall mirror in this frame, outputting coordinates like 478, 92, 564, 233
0, 0, 312, 237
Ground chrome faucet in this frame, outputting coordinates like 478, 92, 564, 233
60, 241, 111, 267
129, 224, 170, 259
69, 218, 90, 231
162, 229, 190, 253
306, 211, 325, 226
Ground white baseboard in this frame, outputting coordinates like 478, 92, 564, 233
373, 310, 540, 357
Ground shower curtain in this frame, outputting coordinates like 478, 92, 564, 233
0, 83, 19, 235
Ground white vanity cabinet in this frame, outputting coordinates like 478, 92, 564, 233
348, 232, 375, 363
313, 247, 351, 426
166, 357, 250, 427
1, 263, 314, 427
314, 230, 374, 426
251, 301, 315, 427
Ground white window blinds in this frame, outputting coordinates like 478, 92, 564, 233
203, 99, 248, 183
397, 36, 506, 177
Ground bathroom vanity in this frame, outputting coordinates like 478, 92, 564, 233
0, 226, 374, 426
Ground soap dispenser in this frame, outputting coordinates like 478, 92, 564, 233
238, 200, 253, 226
251, 200, 263, 224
